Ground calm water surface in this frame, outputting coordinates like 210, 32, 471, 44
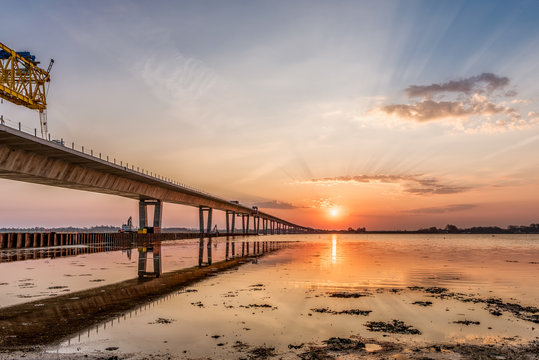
33, 233, 538, 357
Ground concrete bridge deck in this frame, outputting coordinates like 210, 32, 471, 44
0, 124, 307, 233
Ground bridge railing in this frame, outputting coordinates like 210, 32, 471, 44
0, 117, 215, 198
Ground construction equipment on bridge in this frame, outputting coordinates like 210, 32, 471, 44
0, 41, 54, 138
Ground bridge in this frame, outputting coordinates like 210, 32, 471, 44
0, 123, 308, 234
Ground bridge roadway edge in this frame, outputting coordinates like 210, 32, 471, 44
0, 124, 307, 230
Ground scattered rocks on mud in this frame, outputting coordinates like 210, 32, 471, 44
365, 320, 421, 335
311, 307, 371, 316
190, 301, 204, 307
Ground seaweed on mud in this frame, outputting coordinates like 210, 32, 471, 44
412, 301, 433, 307
441, 293, 539, 324
233, 340, 250, 351
328, 292, 369, 298
365, 320, 421, 335
311, 307, 371, 316
323, 337, 365, 351
288, 343, 305, 349
453, 320, 480, 325
248, 346, 276, 359
191, 301, 204, 307
240, 303, 276, 309
149, 317, 174, 324
424, 287, 448, 294
298, 348, 335, 360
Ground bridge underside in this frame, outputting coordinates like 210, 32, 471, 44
0, 125, 306, 233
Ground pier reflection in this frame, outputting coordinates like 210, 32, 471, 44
0, 241, 133, 263
137, 241, 162, 278
0, 235, 292, 348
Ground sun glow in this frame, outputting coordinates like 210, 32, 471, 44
330, 207, 339, 217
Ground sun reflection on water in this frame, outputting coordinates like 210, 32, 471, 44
331, 234, 337, 264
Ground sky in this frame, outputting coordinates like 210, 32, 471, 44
2, 0, 539, 230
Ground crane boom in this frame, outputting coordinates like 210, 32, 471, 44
0, 41, 52, 138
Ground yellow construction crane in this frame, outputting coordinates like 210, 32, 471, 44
0, 41, 54, 138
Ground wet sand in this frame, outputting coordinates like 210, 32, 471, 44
1, 234, 538, 359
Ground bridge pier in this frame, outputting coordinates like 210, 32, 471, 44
241, 214, 250, 234
226, 210, 236, 234
199, 206, 213, 235
139, 199, 163, 233
262, 218, 267, 235
253, 216, 260, 235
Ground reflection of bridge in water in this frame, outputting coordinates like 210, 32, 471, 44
0, 237, 294, 347
0, 235, 290, 278
138, 237, 287, 278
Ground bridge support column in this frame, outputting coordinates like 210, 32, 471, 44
241, 214, 249, 234
271, 220, 275, 235
226, 211, 236, 234
253, 216, 260, 235
199, 206, 213, 235
226, 211, 232, 234
139, 199, 162, 233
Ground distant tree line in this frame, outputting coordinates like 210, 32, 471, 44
316, 223, 539, 234
416, 223, 539, 234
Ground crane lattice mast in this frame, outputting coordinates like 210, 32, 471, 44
0, 41, 53, 138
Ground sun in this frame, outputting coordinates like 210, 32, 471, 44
330, 207, 339, 217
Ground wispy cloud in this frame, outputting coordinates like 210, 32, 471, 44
404, 203, 477, 214
298, 174, 470, 195
381, 95, 510, 122
404, 73, 509, 98
377, 73, 537, 132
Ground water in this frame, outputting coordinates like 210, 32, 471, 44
1, 234, 538, 358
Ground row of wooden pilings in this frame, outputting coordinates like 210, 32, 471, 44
0, 232, 205, 250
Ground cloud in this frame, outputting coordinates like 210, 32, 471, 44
404, 204, 477, 214
256, 200, 300, 209
298, 174, 470, 195
404, 73, 509, 98
381, 97, 507, 122
377, 73, 537, 132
